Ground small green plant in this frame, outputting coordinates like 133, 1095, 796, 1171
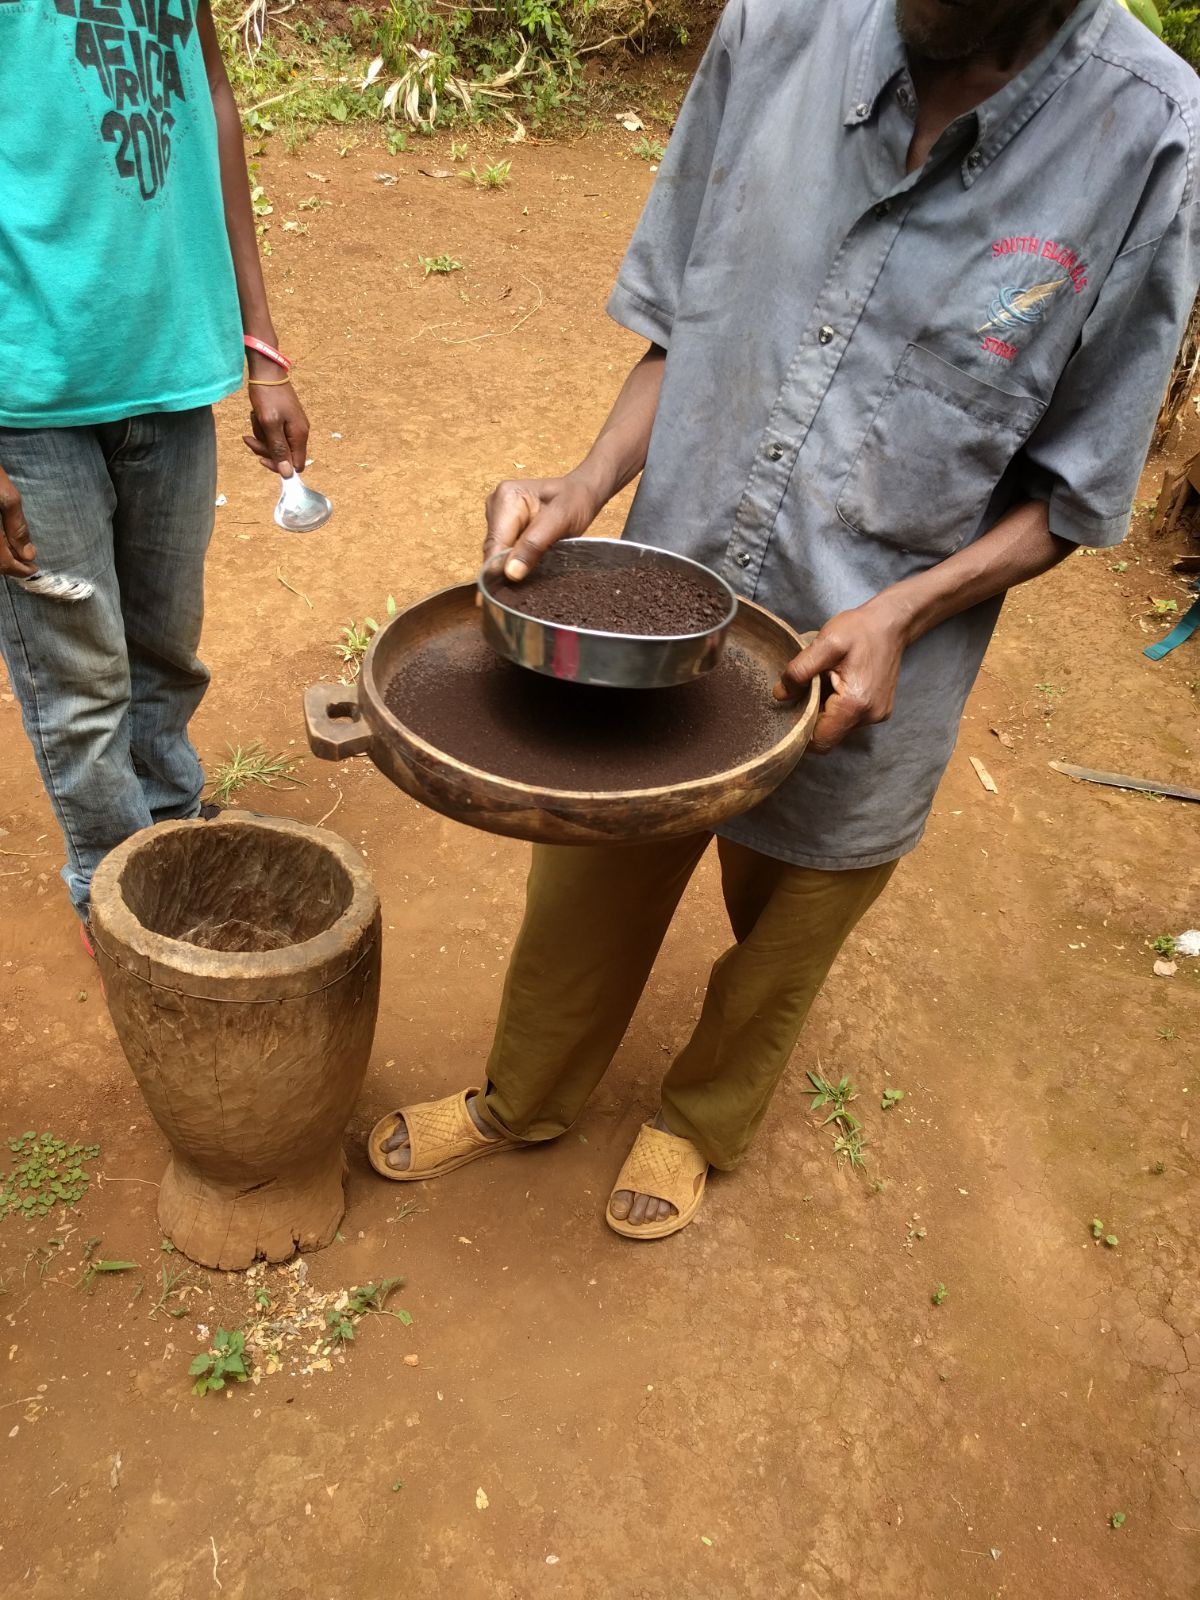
1092, 1217, 1105, 1239
807, 1070, 868, 1167
207, 743, 303, 807
881, 1088, 905, 1110
807, 1071, 856, 1119
1151, 934, 1177, 958
1104, 1233, 1119, 1249
1111, 560, 1129, 573
249, 182, 273, 220
0, 1132, 101, 1220
391, 1479, 404, 1492
1151, 1159, 1167, 1175
1109, 1511, 1127, 1529
386, 127, 409, 155
450, 140, 469, 161
1157, 1025, 1178, 1041
79, 1258, 137, 1291
832, 1127, 868, 1168
932, 1283, 947, 1307
298, 194, 327, 212
1149, 597, 1179, 617
465, 160, 512, 189
190, 1328, 251, 1395
255, 1287, 272, 1310
149, 1263, 191, 1319
326, 1277, 410, 1343
336, 596, 397, 676
633, 135, 667, 162
419, 253, 463, 276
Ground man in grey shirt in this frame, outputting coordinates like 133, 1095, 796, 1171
372, 0, 1200, 1237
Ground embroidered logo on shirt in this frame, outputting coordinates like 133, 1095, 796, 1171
979, 235, 1089, 361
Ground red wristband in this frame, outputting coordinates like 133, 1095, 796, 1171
243, 335, 292, 372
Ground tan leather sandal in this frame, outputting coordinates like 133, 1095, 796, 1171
605, 1122, 709, 1240
368, 1088, 520, 1182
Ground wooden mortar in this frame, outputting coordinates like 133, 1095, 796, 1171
90, 813, 381, 1270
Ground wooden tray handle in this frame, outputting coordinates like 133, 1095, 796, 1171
304, 682, 373, 761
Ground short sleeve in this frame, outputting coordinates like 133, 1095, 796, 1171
606, 4, 741, 347
1018, 196, 1200, 548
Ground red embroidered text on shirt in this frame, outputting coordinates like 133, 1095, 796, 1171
991, 236, 1089, 292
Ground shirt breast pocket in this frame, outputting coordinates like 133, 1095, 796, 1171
836, 344, 1046, 558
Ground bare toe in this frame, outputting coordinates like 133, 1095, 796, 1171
610, 1188, 634, 1220
630, 1192, 651, 1225
383, 1118, 411, 1170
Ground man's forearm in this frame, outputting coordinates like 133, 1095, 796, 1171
866, 500, 1074, 647
570, 345, 667, 511
199, 4, 278, 361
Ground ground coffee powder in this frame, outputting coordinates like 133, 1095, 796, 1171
490, 563, 729, 636
383, 635, 786, 790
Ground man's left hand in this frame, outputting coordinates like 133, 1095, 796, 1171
773, 601, 907, 754
243, 383, 309, 476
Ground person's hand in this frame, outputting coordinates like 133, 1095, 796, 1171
0, 465, 35, 578
773, 600, 907, 754
243, 381, 309, 476
484, 474, 602, 580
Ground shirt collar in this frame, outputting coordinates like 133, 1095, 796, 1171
844, 0, 1114, 183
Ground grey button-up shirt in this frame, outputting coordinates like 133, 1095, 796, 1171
608, 0, 1200, 869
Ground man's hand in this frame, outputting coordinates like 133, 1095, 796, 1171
0, 466, 35, 578
773, 601, 907, 754
243, 382, 310, 476
484, 474, 602, 580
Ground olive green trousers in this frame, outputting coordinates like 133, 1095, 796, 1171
477, 834, 897, 1170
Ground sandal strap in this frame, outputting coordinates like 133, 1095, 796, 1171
398, 1088, 490, 1174
610, 1123, 708, 1214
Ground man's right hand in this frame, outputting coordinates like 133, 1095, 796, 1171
0, 466, 35, 578
483, 474, 601, 581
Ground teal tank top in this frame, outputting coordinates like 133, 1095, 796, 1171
0, 0, 243, 426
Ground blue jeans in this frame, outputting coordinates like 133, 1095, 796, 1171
0, 409, 217, 918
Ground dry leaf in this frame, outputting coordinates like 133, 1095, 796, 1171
1153, 958, 1177, 977
989, 727, 1015, 750
404, 1354, 420, 1367
418, 167, 455, 180
618, 112, 643, 131
362, 54, 384, 88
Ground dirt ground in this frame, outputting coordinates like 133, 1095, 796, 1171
2, 113, 1199, 1600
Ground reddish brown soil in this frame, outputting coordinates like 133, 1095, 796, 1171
1, 113, 1198, 1600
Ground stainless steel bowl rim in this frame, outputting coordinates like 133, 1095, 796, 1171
477, 538, 738, 642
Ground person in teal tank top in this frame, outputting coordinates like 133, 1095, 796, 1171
0, 0, 313, 943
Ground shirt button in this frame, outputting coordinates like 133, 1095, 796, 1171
766, 443, 784, 461
873, 201, 891, 219
967, 150, 982, 170
897, 85, 913, 109
818, 325, 835, 344
734, 552, 752, 569
853, 102, 869, 119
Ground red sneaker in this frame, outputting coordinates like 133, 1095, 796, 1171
80, 921, 96, 961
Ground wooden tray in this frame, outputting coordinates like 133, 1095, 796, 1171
304, 581, 819, 846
